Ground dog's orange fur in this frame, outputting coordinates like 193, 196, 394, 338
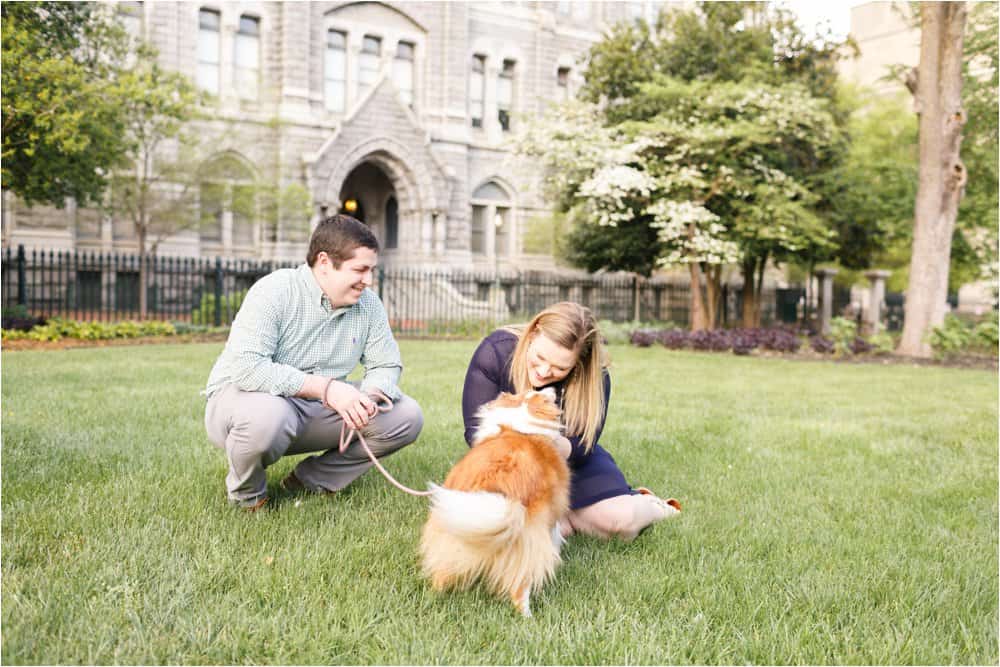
420, 392, 570, 615
444, 425, 568, 522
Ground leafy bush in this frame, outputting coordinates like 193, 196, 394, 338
868, 332, 896, 355
929, 313, 999, 356
850, 336, 873, 355
171, 321, 230, 336
629, 330, 658, 347
657, 329, 689, 349
759, 327, 803, 352
829, 317, 859, 356
424, 319, 495, 338
1, 304, 46, 332
2, 318, 176, 342
192, 290, 248, 326
598, 319, 677, 345
625, 325, 905, 360
972, 312, 998, 348
690, 329, 731, 351
929, 315, 975, 356
729, 329, 759, 356
810, 335, 835, 354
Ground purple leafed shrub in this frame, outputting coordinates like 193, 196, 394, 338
850, 336, 873, 355
760, 328, 803, 352
1, 315, 46, 332
729, 329, 759, 356
629, 330, 657, 347
658, 328, 689, 349
810, 335, 835, 354
690, 329, 731, 351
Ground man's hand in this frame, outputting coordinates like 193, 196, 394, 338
553, 435, 572, 460
325, 380, 377, 430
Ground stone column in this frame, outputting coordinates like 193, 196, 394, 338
815, 267, 839, 336
432, 212, 445, 255
421, 210, 434, 254
484, 203, 497, 259
863, 269, 891, 335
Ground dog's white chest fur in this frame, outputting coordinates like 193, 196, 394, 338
472, 391, 562, 444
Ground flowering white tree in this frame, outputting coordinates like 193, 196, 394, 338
518, 79, 840, 329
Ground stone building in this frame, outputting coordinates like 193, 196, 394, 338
1, 0, 677, 271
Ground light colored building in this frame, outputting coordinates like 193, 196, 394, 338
838, 1, 919, 96
1, 0, 678, 272
838, 1, 996, 313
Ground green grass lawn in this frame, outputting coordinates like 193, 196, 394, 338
2, 341, 997, 664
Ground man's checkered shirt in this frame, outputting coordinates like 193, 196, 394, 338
204, 264, 402, 400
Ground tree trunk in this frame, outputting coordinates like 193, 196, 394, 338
138, 226, 148, 319
898, 2, 968, 357
688, 263, 709, 331
704, 263, 721, 329
753, 251, 767, 328
741, 259, 756, 328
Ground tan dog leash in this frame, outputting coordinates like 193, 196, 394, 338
337, 392, 432, 497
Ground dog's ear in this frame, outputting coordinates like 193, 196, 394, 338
491, 392, 521, 408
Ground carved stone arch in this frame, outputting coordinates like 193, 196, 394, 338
198, 150, 259, 182
324, 1, 428, 33
196, 151, 261, 252
471, 176, 517, 203
324, 136, 437, 215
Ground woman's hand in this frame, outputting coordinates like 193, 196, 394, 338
553, 435, 572, 460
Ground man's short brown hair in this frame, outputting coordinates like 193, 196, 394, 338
307, 214, 379, 267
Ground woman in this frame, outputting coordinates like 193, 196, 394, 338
462, 301, 680, 541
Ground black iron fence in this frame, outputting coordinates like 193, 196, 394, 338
2, 245, 799, 336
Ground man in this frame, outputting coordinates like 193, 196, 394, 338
204, 214, 423, 511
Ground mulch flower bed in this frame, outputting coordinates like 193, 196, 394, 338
748, 348, 998, 371
1, 333, 230, 352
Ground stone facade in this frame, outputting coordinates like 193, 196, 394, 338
838, 2, 919, 97
1, 0, 679, 271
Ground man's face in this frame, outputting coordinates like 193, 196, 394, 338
315, 246, 378, 308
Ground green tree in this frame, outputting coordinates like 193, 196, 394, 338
1, 2, 133, 207
812, 89, 918, 275
104, 58, 204, 317
957, 1, 998, 295
560, 2, 852, 326
518, 79, 839, 330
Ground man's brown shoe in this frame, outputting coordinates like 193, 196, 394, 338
242, 496, 268, 512
281, 471, 335, 495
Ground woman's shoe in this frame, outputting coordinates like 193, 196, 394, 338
635, 487, 682, 515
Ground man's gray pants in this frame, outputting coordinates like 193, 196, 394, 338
205, 383, 423, 506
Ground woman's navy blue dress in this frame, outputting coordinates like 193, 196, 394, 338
461, 329, 634, 510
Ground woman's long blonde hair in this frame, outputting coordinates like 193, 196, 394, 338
505, 302, 608, 452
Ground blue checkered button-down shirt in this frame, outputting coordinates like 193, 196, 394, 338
204, 264, 402, 400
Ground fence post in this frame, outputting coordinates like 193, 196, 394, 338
214, 256, 223, 327
16, 244, 26, 306
632, 274, 641, 322
377, 266, 384, 302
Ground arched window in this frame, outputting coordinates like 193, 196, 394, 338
198, 155, 257, 250
470, 181, 513, 257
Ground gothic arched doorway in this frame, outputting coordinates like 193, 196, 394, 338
338, 162, 398, 252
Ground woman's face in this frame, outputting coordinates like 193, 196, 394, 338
526, 332, 578, 388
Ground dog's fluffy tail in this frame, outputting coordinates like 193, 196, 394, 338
427, 483, 525, 549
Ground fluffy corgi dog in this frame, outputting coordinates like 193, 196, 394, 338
420, 389, 569, 617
